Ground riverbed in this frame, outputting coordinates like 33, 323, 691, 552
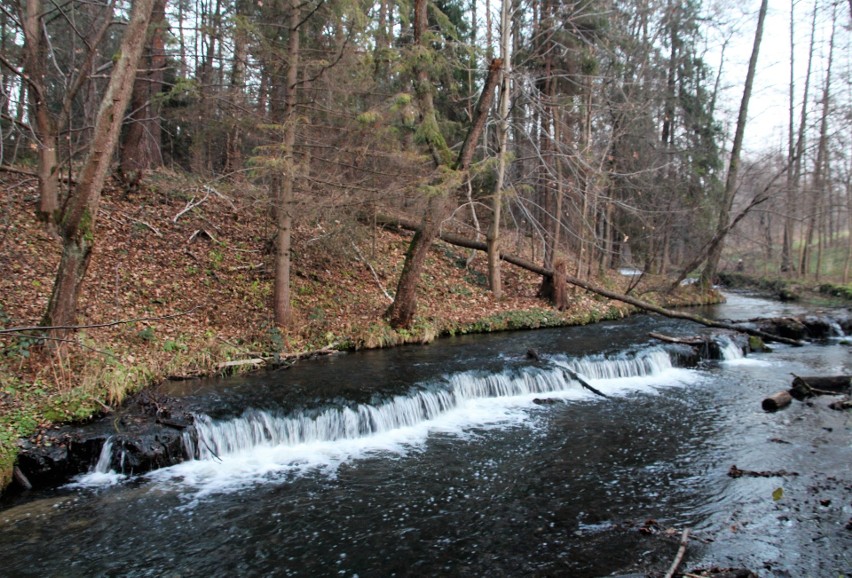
1, 293, 850, 576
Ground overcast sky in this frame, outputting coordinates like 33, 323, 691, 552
708, 0, 850, 157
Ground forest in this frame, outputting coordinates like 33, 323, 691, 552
0, 0, 851, 489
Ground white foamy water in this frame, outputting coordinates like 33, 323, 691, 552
717, 336, 745, 361
146, 348, 701, 496
715, 335, 773, 367
67, 437, 126, 488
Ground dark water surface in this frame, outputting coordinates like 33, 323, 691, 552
1, 293, 850, 577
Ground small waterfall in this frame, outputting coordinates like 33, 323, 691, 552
185, 348, 684, 462
94, 437, 114, 473
67, 436, 126, 487
717, 336, 745, 360
560, 348, 674, 379
828, 320, 845, 338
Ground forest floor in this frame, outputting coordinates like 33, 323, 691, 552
0, 168, 722, 490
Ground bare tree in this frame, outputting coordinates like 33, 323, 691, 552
698, 0, 768, 287
488, 0, 514, 299
6, 0, 116, 225
798, 4, 836, 278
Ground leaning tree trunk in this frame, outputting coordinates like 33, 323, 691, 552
386, 0, 501, 329
43, 0, 157, 333
377, 214, 805, 347
699, 0, 767, 288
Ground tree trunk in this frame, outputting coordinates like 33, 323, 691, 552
121, 0, 166, 173
273, 0, 301, 327
780, 0, 797, 274
377, 214, 805, 347
488, 0, 512, 300
699, 0, 767, 287
386, 0, 499, 329
387, 59, 500, 327
43, 0, 157, 332
21, 0, 59, 224
799, 9, 835, 279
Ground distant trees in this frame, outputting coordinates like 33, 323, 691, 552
0, 0, 848, 333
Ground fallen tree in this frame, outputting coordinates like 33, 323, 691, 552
789, 375, 851, 400
762, 375, 850, 412
376, 215, 805, 347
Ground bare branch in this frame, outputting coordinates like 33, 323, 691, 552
0, 306, 200, 336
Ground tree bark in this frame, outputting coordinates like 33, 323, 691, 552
121, 0, 166, 173
488, 0, 513, 300
21, 0, 59, 223
43, 0, 157, 332
273, 0, 300, 327
762, 390, 792, 412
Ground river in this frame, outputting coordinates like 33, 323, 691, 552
1, 293, 850, 576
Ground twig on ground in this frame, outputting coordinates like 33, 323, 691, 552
129, 217, 162, 237
351, 241, 394, 303
664, 528, 690, 578
173, 189, 210, 222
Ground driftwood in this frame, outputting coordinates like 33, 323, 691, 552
789, 375, 851, 400
649, 332, 708, 346
828, 398, 852, 411
375, 214, 805, 347
217, 358, 269, 371
762, 375, 850, 411
761, 390, 793, 411
13, 466, 32, 490
526, 349, 609, 398
561, 367, 610, 399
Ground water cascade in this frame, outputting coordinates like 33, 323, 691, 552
717, 336, 745, 360
183, 346, 684, 463
69, 436, 126, 487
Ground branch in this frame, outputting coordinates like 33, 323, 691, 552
172, 190, 210, 222
664, 528, 690, 578
128, 217, 162, 237
0, 165, 37, 177
374, 214, 805, 347
0, 306, 200, 335
351, 242, 394, 303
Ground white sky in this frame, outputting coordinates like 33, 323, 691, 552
709, 0, 850, 157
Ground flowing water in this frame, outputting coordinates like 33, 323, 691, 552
1, 293, 850, 576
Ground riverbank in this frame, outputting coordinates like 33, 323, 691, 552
1, 169, 722, 492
